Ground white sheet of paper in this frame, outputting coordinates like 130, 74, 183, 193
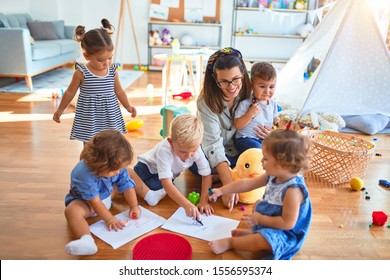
90, 206, 166, 249
161, 207, 240, 241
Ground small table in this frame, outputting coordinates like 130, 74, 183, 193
153, 49, 214, 105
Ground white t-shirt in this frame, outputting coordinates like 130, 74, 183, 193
137, 138, 211, 180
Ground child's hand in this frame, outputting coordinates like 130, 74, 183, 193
127, 105, 137, 118
184, 202, 201, 222
242, 212, 261, 227
208, 188, 222, 202
53, 109, 63, 123
248, 103, 261, 118
129, 205, 141, 219
197, 199, 214, 216
105, 216, 127, 231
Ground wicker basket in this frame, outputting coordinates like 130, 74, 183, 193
301, 130, 376, 184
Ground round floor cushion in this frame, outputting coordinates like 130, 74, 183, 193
132, 233, 192, 260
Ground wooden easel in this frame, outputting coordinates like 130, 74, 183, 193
114, 0, 141, 67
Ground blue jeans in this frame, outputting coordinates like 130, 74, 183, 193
235, 137, 262, 154
133, 162, 163, 191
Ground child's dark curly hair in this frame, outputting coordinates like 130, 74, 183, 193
80, 129, 133, 177
263, 129, 310, 174
74, 18, 115, 55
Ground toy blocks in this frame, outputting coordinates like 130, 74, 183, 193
160, 105, 191, 138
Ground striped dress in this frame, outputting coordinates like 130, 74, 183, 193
70, 63, 127, 142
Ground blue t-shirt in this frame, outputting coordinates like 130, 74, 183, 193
65, 160, 135, 206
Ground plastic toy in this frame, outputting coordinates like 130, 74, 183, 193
188, 191, 200, 205
125, 119, 144, 131
240, 205, 246, 211
172, 91, 192, 100
379, 179, 390, 188
372, 211, 388, 226
231, 148, 265, 204
160, 105, 191, 138
349, 177, 364, 191
208, 187, 215, 202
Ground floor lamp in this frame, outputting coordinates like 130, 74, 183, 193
114, 0, 141, 68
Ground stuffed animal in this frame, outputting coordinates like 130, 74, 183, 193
231, 148, 266, 204
161, 28, 173, 45
149, 30, 162, 46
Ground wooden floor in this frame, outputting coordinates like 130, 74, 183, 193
0, 69, 389, 260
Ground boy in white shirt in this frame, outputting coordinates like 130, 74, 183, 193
128, 114, 213, 221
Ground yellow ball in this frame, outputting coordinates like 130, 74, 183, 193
125, 119, 144, 131
350, 177, 364, 191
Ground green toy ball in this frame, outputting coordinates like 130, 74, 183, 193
134, 65, 139, 71
350, 177, 364, 191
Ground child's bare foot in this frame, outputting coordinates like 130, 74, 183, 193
231, 229, 251, 237
209, 238, 231, 254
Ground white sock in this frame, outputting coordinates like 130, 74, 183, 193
65, 234, 97, 256
144, 189, 166, 206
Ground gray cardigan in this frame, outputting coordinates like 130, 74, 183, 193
197, 98, 239, 168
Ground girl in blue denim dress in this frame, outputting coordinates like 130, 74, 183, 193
209, 129, 312, 259
64, 129, 140, 256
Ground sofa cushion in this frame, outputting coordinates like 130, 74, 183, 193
0, 13, 10, 28
40, 39, 79, 54
31, 42, 61, 60
52, 20, 66, 39
6, 13, 32, 29
27, 21, 58, 40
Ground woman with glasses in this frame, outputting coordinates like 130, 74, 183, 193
195, 47, 251, 211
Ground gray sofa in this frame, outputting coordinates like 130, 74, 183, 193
0, 13, 80, 91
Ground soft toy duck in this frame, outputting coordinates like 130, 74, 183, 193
231, 148, 266, 204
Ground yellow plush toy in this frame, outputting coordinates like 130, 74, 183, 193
231, 148, 266, 204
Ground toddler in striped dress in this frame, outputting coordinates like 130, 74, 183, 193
53, 19, 137, 144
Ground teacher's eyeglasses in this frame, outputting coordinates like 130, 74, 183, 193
216, 77, 243, 89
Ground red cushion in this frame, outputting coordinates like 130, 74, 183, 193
132, 233, 192, 260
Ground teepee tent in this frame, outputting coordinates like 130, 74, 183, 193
275, 0, 390, 118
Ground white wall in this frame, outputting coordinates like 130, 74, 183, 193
0, 0, 234, 64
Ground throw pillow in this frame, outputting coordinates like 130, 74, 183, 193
51, 20, 66, 39
27, 21, 58, 40
342, 114, 390, 135
0, 13, 10, 28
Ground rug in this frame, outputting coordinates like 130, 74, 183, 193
0, 68, 143, 94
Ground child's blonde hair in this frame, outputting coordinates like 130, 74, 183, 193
170, 114, 204, 148
263, 129, 310, 174
74, 19, 115, 55
80, 129, 133, 177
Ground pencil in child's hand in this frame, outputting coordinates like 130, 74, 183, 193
195, 218, 204, 226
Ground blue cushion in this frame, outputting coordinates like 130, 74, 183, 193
342, 114, 390, 135
0, 13, 10, 28
52, 20, 66, 39
6, 13, 32, 28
